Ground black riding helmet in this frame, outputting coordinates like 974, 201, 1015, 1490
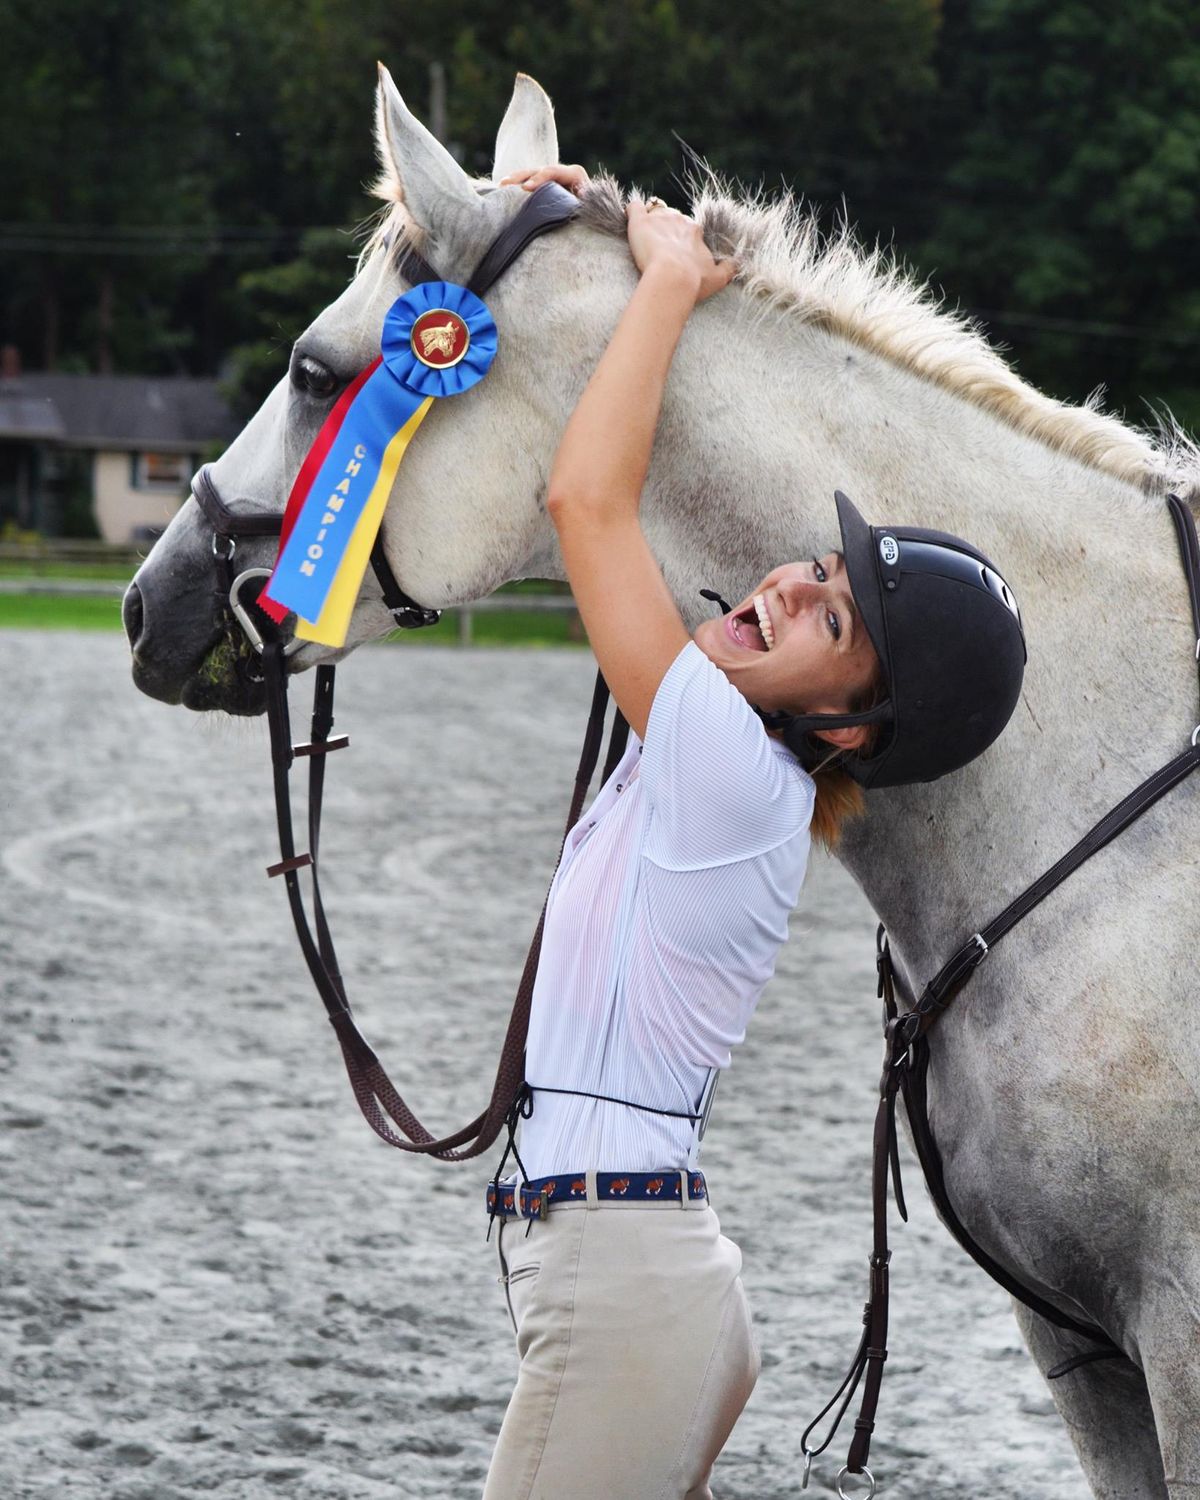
708, 491, 1028, 789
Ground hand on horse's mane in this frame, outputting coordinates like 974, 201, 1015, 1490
500, 163, 590, 196
626, 199, 736, 304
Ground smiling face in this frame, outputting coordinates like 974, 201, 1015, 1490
694, 552, 884, 735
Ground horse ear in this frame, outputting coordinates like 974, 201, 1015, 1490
374, 63, 477, 233
492, 74, 559, 184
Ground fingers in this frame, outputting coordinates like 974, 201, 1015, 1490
625, 197, 739, 298
499, 163, 590, 195
698, 256, 739, 302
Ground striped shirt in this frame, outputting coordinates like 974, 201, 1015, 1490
517, 641, 814, 1178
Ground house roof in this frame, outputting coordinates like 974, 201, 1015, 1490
0, 373, 239, 452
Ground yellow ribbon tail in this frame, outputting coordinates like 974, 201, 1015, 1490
295, 396, 435, 648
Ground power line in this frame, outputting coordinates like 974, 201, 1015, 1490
972, 307, 1200, 347
0, 224, 349, 257
0, 222, 332, 237
2, 226, 1197, 351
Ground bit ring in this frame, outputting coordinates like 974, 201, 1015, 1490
836, 1466, 876, 1500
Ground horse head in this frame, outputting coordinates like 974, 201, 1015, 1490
123, 68, 628, 714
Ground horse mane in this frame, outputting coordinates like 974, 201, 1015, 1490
362, 165, 1200, 511
577, 173, 1200, 512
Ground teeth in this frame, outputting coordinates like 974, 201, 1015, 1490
753, 594, 775, 651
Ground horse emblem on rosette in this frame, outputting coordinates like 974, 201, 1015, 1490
412, 309, 470, 368
121, 60, 1200, 1500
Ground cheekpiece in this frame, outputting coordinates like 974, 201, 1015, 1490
381, 281, 497, 398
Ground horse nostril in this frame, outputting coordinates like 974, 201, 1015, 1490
123, 582, 145, 649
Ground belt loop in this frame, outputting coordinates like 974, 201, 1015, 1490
585, 1169, 600, 1209
677, 1169, 688, 1208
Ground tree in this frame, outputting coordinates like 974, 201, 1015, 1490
912, 0, 1200, 424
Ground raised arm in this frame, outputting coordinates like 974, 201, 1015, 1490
538, 189, 734, 738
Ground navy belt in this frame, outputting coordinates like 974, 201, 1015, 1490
486, 1169, 708, 1221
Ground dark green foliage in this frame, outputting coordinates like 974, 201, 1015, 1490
3, 0, 1197, 428
222, 229, 362, 417
914, 0, 1200, 423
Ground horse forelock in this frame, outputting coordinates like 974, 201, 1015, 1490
578, 173, 1200, 514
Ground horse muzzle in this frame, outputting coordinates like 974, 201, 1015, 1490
124, 552, 285, 716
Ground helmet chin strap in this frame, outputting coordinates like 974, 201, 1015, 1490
699, 587, 734, 614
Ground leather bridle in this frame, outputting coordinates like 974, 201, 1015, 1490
192, 182, 626, 1168
193, 180, 585, 642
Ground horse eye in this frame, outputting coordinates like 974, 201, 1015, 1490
292, 353, 339, 400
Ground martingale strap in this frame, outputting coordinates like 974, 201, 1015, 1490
806, 492, 1200, 1489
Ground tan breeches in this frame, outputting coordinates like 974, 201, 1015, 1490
483, 1201, 759, 1500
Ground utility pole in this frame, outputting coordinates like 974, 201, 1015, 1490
429, 61, 447, 144
429, 60, 463, 163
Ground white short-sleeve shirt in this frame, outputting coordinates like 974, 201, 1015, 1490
518, 641, 814, 1178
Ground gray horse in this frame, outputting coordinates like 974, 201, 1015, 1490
124, 68, 1200, 1498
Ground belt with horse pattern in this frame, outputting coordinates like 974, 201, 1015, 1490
486, 1169, 708, 1220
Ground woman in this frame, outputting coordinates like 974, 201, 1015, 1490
481, 164, 1026, 1500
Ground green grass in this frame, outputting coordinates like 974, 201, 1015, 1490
380, 607, 585, 649
0, 562, 138, 582
0, 594, 126, 630
0, 551, 583, 644
0, 589, 585, 646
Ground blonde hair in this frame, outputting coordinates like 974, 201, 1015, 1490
809, 762, 867, 851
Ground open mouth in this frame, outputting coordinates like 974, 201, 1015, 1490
727, 595, 775, 653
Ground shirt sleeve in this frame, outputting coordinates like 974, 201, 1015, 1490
640, 640, 815, 870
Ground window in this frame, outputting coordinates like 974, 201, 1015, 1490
132, 452, 190, 489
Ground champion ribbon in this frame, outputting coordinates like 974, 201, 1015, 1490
261, 281, 498, 647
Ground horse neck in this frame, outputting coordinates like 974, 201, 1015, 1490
643, 290, 1196, 976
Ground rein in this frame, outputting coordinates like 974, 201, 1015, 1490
258, 648, 625, 1159
804, 491, 1200, 1500
198, 182, 600, 1159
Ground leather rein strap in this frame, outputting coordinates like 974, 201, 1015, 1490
206, 183, 598, 1159
805, 491, 1200, 1495
263, 652, 625, 1159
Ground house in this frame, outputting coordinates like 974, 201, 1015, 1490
0, 355, 239, 542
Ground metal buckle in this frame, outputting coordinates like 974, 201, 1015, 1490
696, 1068, 721, 1142
836, 1465, 876, 1500
212, 533, 236, 560
1192, 724, 1200, 748
971, 932, 989, 960
229, 568, 305, 657
388, 603, 442, 630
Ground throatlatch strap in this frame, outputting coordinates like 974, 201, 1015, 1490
374, 183, 581, 628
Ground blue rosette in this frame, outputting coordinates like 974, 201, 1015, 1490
380, 281, 498, 398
